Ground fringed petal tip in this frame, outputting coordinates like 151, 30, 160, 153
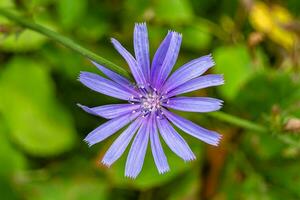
110, 37, 119, 44
203, 53, 215, 67
211, 133, 222, 147
135, 22, 147, 27
158, 167, 170, 175
77, 71, 85, 81
101, 159, 112, 167
167, 30, 183, 37
183, 156, 196, 163
125, 173, 138, 179
125, 167, 171, 178
216, 99, 224, 110
218, 74, 225, 85
83, 138, 94, 147
217, 133, 223, 143
207, 53, 215, 64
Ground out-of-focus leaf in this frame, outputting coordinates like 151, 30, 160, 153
237, 71, 300, 147
23, 174, 108, 200
0, 29, 47, 52
219, 153, 272, 200
263, 161, 300, 198
249, 2, 297, 50
0, 12, 55, 52
0, 118, 26, 176
122, 0, 150, 25
41, 46, 85, 79
106, 135, 203, 190
57, 0, 87, 29
0, 0, 14, 8
0, 57, 76, 157
213, 44, 255, 100
77, 16, 109, 41
0, 178, 19, 200
153, 0, 193, 25
181, 22, 212, 50
25, 0, 55, 8
242, 131, 286, 161
236, 71, 300, 119
0, 118, 25, 200
286, 0, 300, 16
18, 157, 109, 200
167, 169, 200, 200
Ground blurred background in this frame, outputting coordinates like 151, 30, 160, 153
0, 0, 300, 199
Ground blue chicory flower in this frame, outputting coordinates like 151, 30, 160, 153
78, 23, 224, 178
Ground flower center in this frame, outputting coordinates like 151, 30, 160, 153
141, 92, 161, 112
129, 85, 168, 118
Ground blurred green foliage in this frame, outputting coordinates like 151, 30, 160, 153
0, 0, 300, 199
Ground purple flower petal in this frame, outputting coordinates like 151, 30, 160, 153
134, 23, 150, 81
156, 117, 195, 161
151, 31, 182, 89
102, 117, 143, 166
149, 115, 169, 174
91, 61, 131, 86
77, 103, 98, 116
166, 74, 224, 97
162, 109, 221, 146
125, 117, 150, 178
151, 31, 172, 74
163, 97, 223, 113
84, 112, 140, 146
162, 55, 215, 94
91, 61, 140, 96
79, 72, 135, 100
111, 38, 147, 86
77, 103, 140, 119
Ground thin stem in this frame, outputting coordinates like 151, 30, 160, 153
0, 8, 269, 133
208, 111, 268, 133
0, 8, 131, 79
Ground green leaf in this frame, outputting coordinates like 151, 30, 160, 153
213, 44, 255, 100
219, 153, 272, 200
236, 71, 299, 119
181, 23, 212, 50
0, 57, 76, 157
24, 0, 55, 9
0, 12, 55, 52
0, 29, 48, 52
57, 0, 87, 29
41, 46, 85, 79
263, 161, 300, 198
122, 0, 149, 24
0, 118, 25, 200
0, 118, 26, 176
153, 0, 194, 25
0, 178, 19, 200
167, 168, 200, 200
23, 174, 108, 200
77, 16, 109, 41
0, 0, 14, 8
242, 131, 286, 161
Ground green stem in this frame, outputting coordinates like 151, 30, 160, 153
208, 111, 268, 133
0, 8, 269, 133
0, 8, 131, 79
